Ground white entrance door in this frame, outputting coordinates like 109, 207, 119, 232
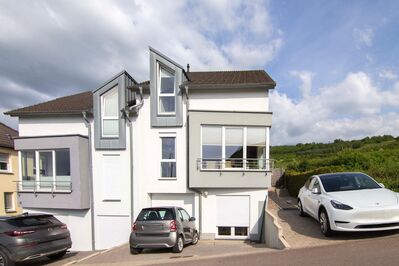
216, 195, 250, 239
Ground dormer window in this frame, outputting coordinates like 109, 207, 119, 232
101, 86, 119, 138
158, 64, 176, 115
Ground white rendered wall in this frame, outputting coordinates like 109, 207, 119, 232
200, 189, 268, 239
19, 116, 88, 137
23, 208, 92, 251
188, 89, 269, 112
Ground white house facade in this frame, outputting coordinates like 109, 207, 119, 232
5, 47, 276, 251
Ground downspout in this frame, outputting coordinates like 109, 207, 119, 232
182, 85, 202, 236
82, 111, 95, 251
122, 87, 144, 228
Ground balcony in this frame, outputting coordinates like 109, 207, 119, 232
197, 158, 275, 172
16, 180, 72, 194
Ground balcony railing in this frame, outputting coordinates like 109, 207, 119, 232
15, 180, 72, 194
197, 158, 274, 171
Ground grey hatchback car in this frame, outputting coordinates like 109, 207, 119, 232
0, 213, 72, 266
129, 207, 198, 254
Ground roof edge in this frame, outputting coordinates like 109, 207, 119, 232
149, 46, 185, 71
92, 70, 137, 93
184, 82, 276, 90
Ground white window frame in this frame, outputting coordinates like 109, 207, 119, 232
200, 126, 267, 171
160, 133, 177, 179
157, 63, 176, 116
19, 149, 71, 192
0, 153, 10, 173
101, 86, 119, 138
216, 226, 249, 239
4, 192, 15, 212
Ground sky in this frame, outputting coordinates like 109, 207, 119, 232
0, 0, 398, 145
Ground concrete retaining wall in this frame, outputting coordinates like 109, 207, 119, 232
263, 209, 290, 249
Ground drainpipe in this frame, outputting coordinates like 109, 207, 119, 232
182, 85, 203, 236
82, 111, 96, 251
122, 87, 144, 228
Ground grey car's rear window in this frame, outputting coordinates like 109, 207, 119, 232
137, 208, 175, 221
7, 216, 62, 227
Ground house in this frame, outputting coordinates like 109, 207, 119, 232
0, 122, 21, 216
5, 47, 275, 251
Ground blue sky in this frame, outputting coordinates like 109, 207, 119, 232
0, 0, 398, 145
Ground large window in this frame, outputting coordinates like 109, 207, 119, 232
161, 137, 176, 178
158, 64, 176, 114
0, 153, 10, 172
201, 126, 268, 170
20, 149, 71, 191
4, 192, 14, 212
101, 86, 119, 138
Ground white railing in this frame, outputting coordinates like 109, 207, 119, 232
197, 158, 275, 171
16, 180, 72, 194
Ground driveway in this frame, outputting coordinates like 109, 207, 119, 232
268, 188, 399, 248
74, 240, 273, 266
15, 250, 96, 266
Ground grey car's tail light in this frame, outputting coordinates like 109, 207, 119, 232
5, 230, 35, 237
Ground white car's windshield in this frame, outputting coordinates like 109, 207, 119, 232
319, 173, 381, 192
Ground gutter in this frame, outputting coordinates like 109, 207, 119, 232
122, 87, 144, 228
182, 86, 203, 236
82, 111, 96, 251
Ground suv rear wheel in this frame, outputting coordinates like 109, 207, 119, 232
172, 235, 184, 253
0, 249, 13, 266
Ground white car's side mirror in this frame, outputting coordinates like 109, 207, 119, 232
312, 187, 321, 194
379, 183, 385, 188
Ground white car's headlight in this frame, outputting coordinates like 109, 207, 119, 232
330, 200, 353, 210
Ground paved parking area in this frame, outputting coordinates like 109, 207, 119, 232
16, 251, 95, 266
74, 240, 273, 266
268, 189, 399, 248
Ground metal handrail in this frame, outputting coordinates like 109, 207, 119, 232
197, 158, 275, 171
15, 180, 73, 194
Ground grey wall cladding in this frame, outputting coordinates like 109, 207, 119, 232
149, 48, 184, 127
93, 71, 136, 150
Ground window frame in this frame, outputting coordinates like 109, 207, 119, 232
200, 125, 267, 171
4, 192, 15, 212
157, 62, 176, 116
160, 134, 177, 179
216, 226, 249, 239
19, 149, 71, 192
0, 153, 10, 173
101, 86, 119, 138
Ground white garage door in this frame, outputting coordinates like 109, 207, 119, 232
217, 195, 250, 227
151, 193, 194, 216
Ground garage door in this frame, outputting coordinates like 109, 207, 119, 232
151, 193, 194, 216
216, 195, 250, 238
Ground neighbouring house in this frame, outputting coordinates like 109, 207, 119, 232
5, 47, 275, 251
0, 122, 21, 216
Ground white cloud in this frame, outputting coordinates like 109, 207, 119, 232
0, 0, 282, 128
379, 69, 398, 80
271, 72, 399, 145
353, 26, 374, 47
290, 70, 314, 97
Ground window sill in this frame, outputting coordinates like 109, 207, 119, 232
5, 209, 16, 213
158, 177, 177, 180
17, 190, 72, 194
0, 170, 13, 175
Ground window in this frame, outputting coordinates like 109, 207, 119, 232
202, 126, 222, 169
137, 208, 175, 221
201, 126, 268, 170
161, 137, 176, 178
20, 149, 71, 191
218, 227, 231, 236
225, 128, 244, 168
158, 65, 175, 114
101, 86, 119, 138
178, 209, 191, 222
0, 153, 9, 172
4, 192, 14, 212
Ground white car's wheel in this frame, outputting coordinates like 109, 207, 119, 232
297, 199, 305, 217
319, 209, 333, 237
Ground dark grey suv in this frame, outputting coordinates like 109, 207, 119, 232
0, 213, 72, 266
129, 207, 198, 254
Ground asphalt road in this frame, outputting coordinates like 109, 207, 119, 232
159, 233, 399, 266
